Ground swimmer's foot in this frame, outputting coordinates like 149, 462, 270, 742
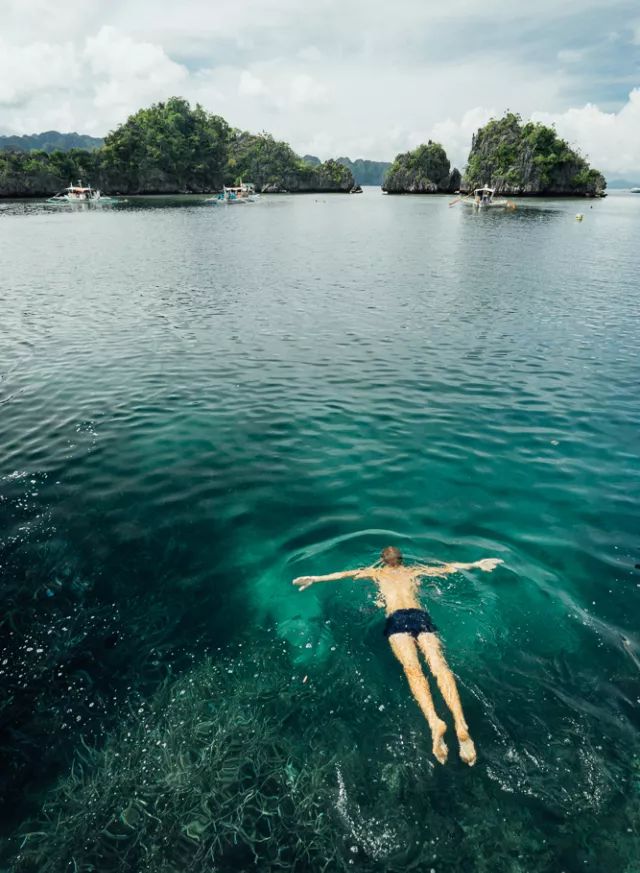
457, 728, 476, 766
431, 719, 448, 765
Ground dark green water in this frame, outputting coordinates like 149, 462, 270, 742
1, 191, 639, 871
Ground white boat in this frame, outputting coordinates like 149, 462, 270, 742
462, 187, 510, 209
48, 181, 115, 204
630, 187, 640, 193
209, 182, 258, 204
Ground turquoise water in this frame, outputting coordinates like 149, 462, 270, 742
1, 191, 639, 871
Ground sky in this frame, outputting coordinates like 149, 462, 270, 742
1, 0, 639, 178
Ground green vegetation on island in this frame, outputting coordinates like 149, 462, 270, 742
228, 133, 352, 193
0, 148, 102, 198
100, 98, 231, 193
0, 97, 353, 197
0, 102, 608, 198
382, 141, 460, 194
463, 113, 606, 195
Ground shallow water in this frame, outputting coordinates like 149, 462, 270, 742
1, 190, 639, 870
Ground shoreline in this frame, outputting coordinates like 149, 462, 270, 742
0, 188, 617, 201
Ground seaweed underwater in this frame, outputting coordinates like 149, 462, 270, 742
8, 629, 640, 873
13, 643, 353, 873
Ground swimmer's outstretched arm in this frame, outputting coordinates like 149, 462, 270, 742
416, 558, 503, 577
293, 568, 373, 591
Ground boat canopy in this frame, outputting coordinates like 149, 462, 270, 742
473, 187, 495, 195
224, 183, 256, 192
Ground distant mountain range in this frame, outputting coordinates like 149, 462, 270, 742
604, 178, 640, 189
304, 154, 391, 186
0, 131, 104, 152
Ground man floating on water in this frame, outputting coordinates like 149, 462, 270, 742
293, 546, 502, 767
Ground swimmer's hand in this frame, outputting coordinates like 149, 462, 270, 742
293, 576, 316, 591
474, 558, 503, 572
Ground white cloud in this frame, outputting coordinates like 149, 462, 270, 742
557, 49, 584, 63
0, 25, 188, 134
238, 70, 269, 97
86, 27, 187, 114
533, 89, 640, 176
0, 39, 81, 105
0, 2, 638, 176
430, 107, 497, 169
289, 74, 327, 107
297, 46, 323, 63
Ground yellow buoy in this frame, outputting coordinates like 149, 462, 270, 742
576, 213, 584, 221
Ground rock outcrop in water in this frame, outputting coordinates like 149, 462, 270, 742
0, 98, 354, 197
462, 113, 606, 195
382, 141, 460, 194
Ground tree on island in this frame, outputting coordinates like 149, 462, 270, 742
226, 132, 352, 192
463, 113, 606, 195
0, 98, 354, 197
101, 97, 231, 193
382, 141, 460, 193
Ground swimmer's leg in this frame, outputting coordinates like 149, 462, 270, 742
417, 633, 476, 766
388, 632, 448, 764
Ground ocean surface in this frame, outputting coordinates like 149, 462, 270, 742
1, 189, 639, 871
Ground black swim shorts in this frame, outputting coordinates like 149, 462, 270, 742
383, 608, 437, 638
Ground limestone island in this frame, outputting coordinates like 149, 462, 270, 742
382, 113, 606, 197
463, 113, 605, 196
382, 142, 461, 194
0, 97, 354, 198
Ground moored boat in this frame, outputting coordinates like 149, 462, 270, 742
209, 182, 258, 204
48, 181, 116, 204
630, 187, 640, 193
461, 187, 511, 209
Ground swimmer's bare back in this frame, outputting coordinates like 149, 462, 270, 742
292, 545, 503, 766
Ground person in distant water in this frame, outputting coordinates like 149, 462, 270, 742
293, 546, 502, 766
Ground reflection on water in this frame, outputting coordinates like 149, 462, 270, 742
1, 190, 639, 871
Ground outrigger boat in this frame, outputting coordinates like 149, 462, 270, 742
463, 187, 510, 208
48, 181, 116, 204
209, 182, 258, 204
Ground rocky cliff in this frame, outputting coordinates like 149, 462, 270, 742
462, 113, 606, 195
260, 159, 353, 193
382, 142, 460, 194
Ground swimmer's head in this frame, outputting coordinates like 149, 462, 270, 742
381, 546, 403, 567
